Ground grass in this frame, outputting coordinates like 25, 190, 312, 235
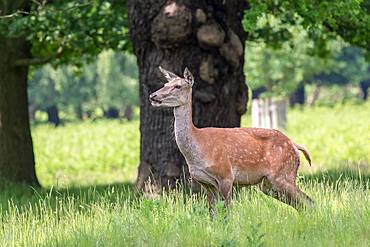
1, 173, 369, 246
31, 119, 140, 188
0, 100, 369, 246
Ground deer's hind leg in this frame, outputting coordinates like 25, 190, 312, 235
271, 176, 314, 210
258, 176, 314, 210
258, 177, 279, 199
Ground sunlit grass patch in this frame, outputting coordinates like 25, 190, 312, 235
32, 119, 140, 188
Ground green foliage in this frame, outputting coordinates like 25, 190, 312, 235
28, 50, 138, 117
215, 236, 236, 247
246, 222, 266, 247
95, 50, 139, 111
212, 199, 229, 223
333, 46, 370, 84
244, 31, 345, 97
243, 0, 370, 60
1, 0, 130, 67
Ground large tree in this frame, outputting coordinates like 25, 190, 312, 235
127, 0, 250, 192
0, 0, 129, 186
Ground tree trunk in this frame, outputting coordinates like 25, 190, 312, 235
252, 87, 267, 99
123, 105, 133, 121
46, 79, 60, 126
76, 105, 83, 120
103, 107, 120, 119
127, 0, 249, 193
307, 80, 321, 107
0, 35, 40, 186
290, 84, 305, 106
360, 79, 370, 100
47, 105, 60, 126
28, 99, 37, 120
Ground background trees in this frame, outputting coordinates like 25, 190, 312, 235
0, 0, 128, 186
28, 50, 138, 123
243, 0, 370, 59
243, 0, 370, 104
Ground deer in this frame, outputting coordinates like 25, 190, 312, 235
149, 66, 314, 214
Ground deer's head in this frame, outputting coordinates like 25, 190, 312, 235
150, 67, 194, 107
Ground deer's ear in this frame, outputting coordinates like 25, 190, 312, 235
183, 67, 194, 87
159, 66, 179, 82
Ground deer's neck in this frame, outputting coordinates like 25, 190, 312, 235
173, 91, 198, 155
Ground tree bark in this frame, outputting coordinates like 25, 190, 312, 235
127, 0, 249, 193
28, 99, 37, 120
252, 87, 267, 99
103, 107, 120, 119
360, 79, 370, 100
46, 79, 60, 126
290, 84, 305, 106
0, 34, 40, 186
47, 105, 60, 127
307, 80, 321, 107
123, 105, 133, 121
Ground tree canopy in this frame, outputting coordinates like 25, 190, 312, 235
243, 0, 370, 100
0, 0, 130, 68
243, 0, 370, 60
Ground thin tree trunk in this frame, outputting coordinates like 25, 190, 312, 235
128, 0, 249, 193
76, 105, 83, 120
360, 80, 370, 100
28, 99, 37, 120
47, 105, 60, 126
103, 107, 120, 119
290, 84, 305, 106
123, 105, 133, 121
307, 80, 321, 107
0, 35, 40, 186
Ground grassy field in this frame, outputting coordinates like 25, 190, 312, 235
32, 119, 140, 188
1, 100, 370, 246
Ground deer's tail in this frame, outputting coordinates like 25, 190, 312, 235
294, 143, 311, 166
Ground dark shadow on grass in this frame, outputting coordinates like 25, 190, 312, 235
2, 164, 369, 215
303, 167, 370, 183
301, 165, 370, 189
0, 180, 137, 213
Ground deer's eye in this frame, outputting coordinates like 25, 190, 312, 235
174, 85, 181, 89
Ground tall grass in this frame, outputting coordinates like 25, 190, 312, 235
1, 175, 369, 246
0, 101, 369, 246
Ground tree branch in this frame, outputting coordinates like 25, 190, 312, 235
14, 46, 64, 66
30, 0, 94, 13
0, 10, 29, 18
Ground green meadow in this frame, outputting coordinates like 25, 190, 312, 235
1, 100, 370, 246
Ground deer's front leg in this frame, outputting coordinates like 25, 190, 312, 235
219, 179, 233, 211
203, 185, 219, 216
